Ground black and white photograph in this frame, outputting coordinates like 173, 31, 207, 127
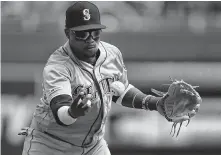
1, 1, 221, 155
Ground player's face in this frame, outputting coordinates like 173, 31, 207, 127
68, 29, 101, 58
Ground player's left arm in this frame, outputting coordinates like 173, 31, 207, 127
112, 47, 160, 111
112, 47, 201, 136
117, 85, 160, 111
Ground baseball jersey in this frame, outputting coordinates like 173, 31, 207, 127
31, 41, 129, 147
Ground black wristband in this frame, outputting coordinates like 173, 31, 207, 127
145, 96, 161, 111
132, 93, 147, 109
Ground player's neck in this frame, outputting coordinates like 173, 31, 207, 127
71, 48, 100, 66
82, 56, 97, 66
85, 51, 100, 66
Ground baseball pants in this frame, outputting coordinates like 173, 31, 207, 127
21, 128, 111, 155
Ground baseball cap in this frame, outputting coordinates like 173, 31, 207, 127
65, 1, 106, 31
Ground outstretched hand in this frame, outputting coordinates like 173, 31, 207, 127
68, 90, 93, 118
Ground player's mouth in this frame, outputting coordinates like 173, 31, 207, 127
86, 44, 96, 49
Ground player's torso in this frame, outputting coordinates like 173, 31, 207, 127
32, 41, 123, 147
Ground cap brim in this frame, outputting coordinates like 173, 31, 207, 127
70, 24, 106, 31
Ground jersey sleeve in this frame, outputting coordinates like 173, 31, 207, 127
115, 47, 129, 87
42, 64, 72, 103
112, 47, 131, 105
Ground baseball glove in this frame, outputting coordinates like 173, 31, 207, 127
152, 78, 202, 137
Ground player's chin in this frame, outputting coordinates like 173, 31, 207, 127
85, 47, 98, 56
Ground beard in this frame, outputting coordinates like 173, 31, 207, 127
83, 46, 98, 58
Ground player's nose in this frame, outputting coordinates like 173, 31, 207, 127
85, 35, 94, 43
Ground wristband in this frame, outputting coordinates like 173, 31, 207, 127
58, 106, 77, 125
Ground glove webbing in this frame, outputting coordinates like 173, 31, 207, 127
160, 94, 173, 122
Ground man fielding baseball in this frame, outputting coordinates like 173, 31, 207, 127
20, 1, 201, 155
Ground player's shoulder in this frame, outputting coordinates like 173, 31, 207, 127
46, 46, 70, 66
43, 60, 72, 80
100, 41, 122, 57
43, 46, 72, 74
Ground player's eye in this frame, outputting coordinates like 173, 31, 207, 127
91, 30, 101, 38
70, 29, 101, 40
74, 31, 89, 40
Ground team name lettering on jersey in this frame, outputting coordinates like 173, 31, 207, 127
72, 75, 119, 101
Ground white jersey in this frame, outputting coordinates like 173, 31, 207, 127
31, 41, 128, 147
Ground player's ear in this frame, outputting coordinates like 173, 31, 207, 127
64, 28, 70, 39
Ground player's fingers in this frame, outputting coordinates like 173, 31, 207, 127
77, 89, 86, 96
78, 94, 92, 108
81, 94, 92, 109
81, 101, 91, 109
73, 92, 85, 106
73, 96, 82, 106
86, 94, 93, 100
83, 104, 91, 112
79, 91, 87, 99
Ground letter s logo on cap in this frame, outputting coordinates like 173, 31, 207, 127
83, 9, 90, 21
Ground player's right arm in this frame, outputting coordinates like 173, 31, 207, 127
43, 64, 91, 126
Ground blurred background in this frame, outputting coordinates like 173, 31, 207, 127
1, 1, 221, 155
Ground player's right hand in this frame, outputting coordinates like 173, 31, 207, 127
68, 91, 93, 118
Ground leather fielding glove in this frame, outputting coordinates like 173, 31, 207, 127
152, 79, 201, 137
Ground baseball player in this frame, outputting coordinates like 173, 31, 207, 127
19, 1, 201, 155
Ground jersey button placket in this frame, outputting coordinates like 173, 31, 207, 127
93, 68, 105, 130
